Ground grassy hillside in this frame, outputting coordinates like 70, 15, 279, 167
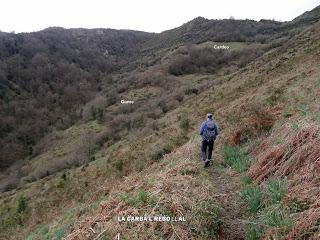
63, 18, 320, 239
0, 6, 320, 240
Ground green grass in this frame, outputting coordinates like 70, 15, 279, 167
0, 195, 30, 232
223, 145, 250, 172
273, 138, 283, 145
119, 189, 154, 207
267, 178, 287, 204
195, 201, 224, 238
241, 185, 263, 213
311, 112, 320, 123
25, 197, 104, 240
245, 223, 262, 240
26, 224, 67, 240
17, 196, 28, 214
27, 224, 50, 240
241, 174, 251, 185
262, 206, 292, 232
179, 112, 190, 132
298, 105, 308, 117
54, 227, 66, 240
291, 121, 300, 131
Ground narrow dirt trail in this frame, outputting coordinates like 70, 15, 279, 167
207, 162, 246, 240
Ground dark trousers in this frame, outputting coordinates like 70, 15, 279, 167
201, 140, 214, 161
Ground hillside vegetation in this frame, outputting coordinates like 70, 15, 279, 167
63, 19, 320, 239
0, 5, 320, 240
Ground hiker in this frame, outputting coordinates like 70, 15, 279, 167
199, 113, 219, 167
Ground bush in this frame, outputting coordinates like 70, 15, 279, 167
179, 113, 190, 132
151, 144, 173, 161
114, 159, 124, 172
185, 88, 199, 95
168, 44, 267, 76
54, 227, 66, 240
174, 92, 184, 102
168, 46, 225, 76
16, 196, 28, 214
0, 195, 29, 230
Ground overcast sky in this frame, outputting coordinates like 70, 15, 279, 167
1, 0, 319, 33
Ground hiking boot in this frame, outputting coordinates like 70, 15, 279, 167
204, 159, 210, 168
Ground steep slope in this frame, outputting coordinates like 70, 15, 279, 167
291, 5, 320, 25
65, 137, 224, 239
63, 17, 320, 240
0, 27, 152, 170
1, 6, 318, 175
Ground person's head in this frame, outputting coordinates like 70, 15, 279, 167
206, 113, 213, 120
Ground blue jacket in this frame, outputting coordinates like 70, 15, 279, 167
199, 118, 219, 140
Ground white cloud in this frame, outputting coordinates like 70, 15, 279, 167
0, 0, 319, 33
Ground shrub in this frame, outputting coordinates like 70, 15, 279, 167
0, 195, 30, 229
185, 88, 199, 95
158, 100, 169, 113
168, 56, 187, 75
114, 159, 124, 172
81, 96, 106, 121
17, 196, 28, 214
179, 113, 190, 132
241, 185, 263, 213
168, 44, 267, 76
174, 92, 184, 102
54, 227, 66, 240
151, 144, 173, 161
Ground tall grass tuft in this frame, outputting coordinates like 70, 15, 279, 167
241, 185, 263, 213
179, 113, 190, 133
241, 174, 251, 185
267, 178, 286, 204
196, 201, 224, 237
245, 223, 262, 240
263, 206, 292, 231
119, 189, 151, 207
223, 145, 250, 172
